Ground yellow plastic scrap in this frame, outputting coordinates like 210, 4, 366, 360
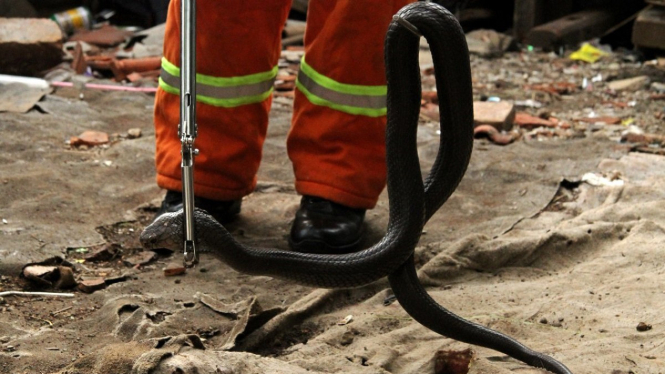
621, 118, 635, 126
569, 43, 608, 63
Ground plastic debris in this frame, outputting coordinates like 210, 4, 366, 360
569, 43, 608, 63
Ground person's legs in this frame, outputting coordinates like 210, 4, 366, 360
154, 0, 291, 221
288, 0, 414, 252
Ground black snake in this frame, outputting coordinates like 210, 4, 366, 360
141, 3, 573, 373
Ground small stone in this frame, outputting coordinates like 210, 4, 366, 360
77, 278, 107, 294
651, 82, 665, 93
340, 331, 354, 346
127, 128, 142, 139
636, 322, 652, 332
0, 336, 10, 344
607, 76, 650, 92
164, 263, 186, 277
539, 317, 548, 324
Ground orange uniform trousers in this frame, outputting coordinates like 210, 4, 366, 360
154, 0, 413, 209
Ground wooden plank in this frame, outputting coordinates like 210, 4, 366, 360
633, 6, 665, 50
513, 0, 544, 43
525, 8, 623, 50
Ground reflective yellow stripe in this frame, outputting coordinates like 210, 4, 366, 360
159, 58, 276, 107
295, 80, 387, 117
297, 56, 387, 117
161, 58, 278, 87
299, 57, 387, 96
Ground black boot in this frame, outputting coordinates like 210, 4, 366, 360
154, 190, 241, 224
289, 195, 366, 254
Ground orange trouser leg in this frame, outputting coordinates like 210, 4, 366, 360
288, 0, 414, 210
154, 0, 291, 201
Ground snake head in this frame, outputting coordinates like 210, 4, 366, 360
140, 209, 186, 252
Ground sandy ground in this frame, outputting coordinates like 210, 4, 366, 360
1, 51, 665, 374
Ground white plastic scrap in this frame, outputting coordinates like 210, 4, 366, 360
582, 172, 624, 187
338, 315, 353, 325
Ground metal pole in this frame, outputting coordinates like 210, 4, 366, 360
180, 0, 198, 267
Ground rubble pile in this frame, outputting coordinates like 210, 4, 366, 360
419, 43, 665, 149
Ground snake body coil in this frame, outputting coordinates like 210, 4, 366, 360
141, 3, 572, 373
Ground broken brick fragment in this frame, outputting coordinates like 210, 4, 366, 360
473, 101, 515, 131
70, 131, 109, 147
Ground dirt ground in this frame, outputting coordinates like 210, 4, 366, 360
1, 48, 665, 374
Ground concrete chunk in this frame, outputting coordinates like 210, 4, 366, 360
473, 101, 515, 131
0, 18, 63, 75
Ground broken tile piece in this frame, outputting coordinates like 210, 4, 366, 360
69, 25, 133, 47
514, 112, 558, 129
163, 263, 186, 277
123, 251, 157, 267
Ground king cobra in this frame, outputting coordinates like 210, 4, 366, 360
141, 3, 573, 373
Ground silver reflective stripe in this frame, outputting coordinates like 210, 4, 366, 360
160, 68, 275, 99
297, 70, 387, 110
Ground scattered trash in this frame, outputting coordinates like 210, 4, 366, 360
51, 81, 158, 93
569, 43, 608, 63
0, 291, 74, 298
513, 99, 543, 109
338, 315, 354, 326
581, 172, 624, 187
621, 118, 635, 126
50, 7, 93, 35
